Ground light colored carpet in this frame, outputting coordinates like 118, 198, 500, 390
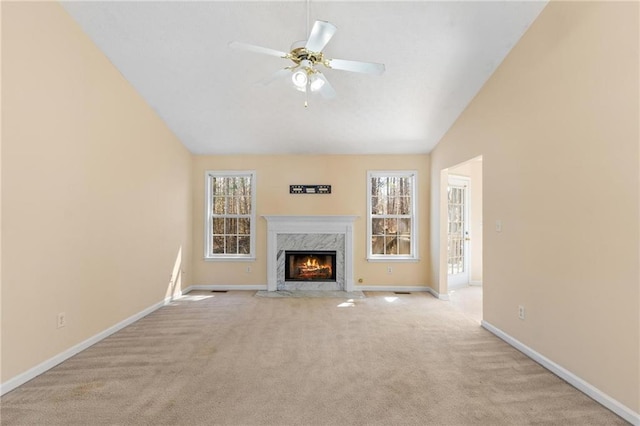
0, 291, 627, 425
449, 286, 483, 324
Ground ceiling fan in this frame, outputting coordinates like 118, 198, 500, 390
229, 20, 385, 105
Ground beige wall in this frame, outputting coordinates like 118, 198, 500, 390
1, 2, 192, 382
430, 1, 639, 412
192, 155, 430, 288
468, 160, 483, 283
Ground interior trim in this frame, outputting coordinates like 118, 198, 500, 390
481, 320, 639, 425
0, 295, 174, 396
183, 285, 267, 292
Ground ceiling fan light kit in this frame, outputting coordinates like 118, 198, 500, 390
230, 19, 385, 106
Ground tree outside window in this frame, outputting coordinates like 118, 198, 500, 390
205, 171, 256, 259
368, 171, 417, 260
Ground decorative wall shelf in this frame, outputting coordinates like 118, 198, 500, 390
289, 185, 331, 194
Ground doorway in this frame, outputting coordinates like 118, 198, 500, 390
444, 157, 483, 322
447, 176, 470, 289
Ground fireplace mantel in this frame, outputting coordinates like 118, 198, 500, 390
262, 215, 358, 292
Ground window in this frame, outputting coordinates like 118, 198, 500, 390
367, 171, 418, 261
205, 171, 256, 260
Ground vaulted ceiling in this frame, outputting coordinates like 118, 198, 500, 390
61, 1, 547, 155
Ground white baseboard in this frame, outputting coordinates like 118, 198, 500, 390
186, 285, 442, 295
355, 285, 428, 293
183, 284, 267, 293
0, 295, 175, 396
185, 285, 441, 297
481, 320, 639, 425
427, 287, 450, 300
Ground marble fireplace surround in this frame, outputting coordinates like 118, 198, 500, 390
263, 216, 357, 292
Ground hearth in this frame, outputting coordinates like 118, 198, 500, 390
285, 250, 337, 282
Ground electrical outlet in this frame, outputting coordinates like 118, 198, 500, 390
245, 266, 252, 273
57, 312, 66, 328
387, 266, 393, 274
518, 305, 525, 320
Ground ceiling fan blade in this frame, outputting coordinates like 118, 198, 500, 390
314, 73, 337, 99
260, 68, 293, 86
229, 41, 288, 58
305, 20, 337, 53
326, 58, 385, 75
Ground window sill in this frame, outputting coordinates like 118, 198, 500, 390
366, 257, 420, 263
204, 256, 256, 262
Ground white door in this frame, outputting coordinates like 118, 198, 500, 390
447, 177, 470, 288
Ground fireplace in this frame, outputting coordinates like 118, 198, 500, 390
285, 250, 337, 282
263, 215, 357, 291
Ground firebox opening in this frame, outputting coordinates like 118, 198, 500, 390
285, 250, 337, 282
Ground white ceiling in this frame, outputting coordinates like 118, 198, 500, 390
61, 1, 547, 155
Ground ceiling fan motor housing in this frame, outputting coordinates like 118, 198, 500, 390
289, 46, 325, 67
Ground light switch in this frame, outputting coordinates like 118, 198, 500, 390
495, 220, 502, 232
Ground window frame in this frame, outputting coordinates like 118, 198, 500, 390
204, 170, 256, 261
367, 170, 419, 262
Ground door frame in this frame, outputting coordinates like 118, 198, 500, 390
447, 175, 471, 289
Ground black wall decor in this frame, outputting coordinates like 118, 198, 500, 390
289, 185, 331, 194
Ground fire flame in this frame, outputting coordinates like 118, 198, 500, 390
305, 257, 320, 268
291, 254, 333, 280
